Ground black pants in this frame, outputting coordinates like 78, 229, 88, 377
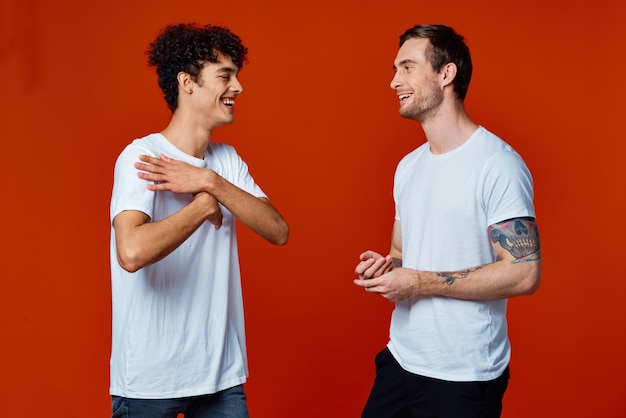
362, 348, 510, 418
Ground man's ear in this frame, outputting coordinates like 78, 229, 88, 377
177, 71, 194, 94
440, 63, 457, 88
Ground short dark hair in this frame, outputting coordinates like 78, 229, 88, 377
147, 23, 248, 112
400, 24, 472, 100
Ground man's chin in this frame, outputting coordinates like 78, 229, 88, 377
215, 117, 235, 128
399, 109, 418, 121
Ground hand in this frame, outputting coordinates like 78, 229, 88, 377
194, 192, 223, 229
354, 268, 419, 301
354, 250, 393, 280
135, 154, 212, 194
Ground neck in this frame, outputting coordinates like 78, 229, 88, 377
420, 100, 478, 154
160, 111, 213, 159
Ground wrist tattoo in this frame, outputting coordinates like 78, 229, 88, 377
391, 258, 402, 269
436, 266, 483, 285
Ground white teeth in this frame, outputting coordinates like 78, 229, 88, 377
399, 93, 411, 100
222, 98, 234, 106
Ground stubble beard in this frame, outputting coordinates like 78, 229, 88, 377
399, 85, 443, 123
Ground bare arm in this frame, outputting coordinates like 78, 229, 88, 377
429, 217, 541, 299
207, 178, 288, 245
114, 192, 221, 272
354, 217, 541, 301
389, 221, 403, 261
135, 154, 288, 245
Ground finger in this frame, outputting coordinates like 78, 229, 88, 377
137, 171, 162, 182
357, 280, 383, 297
363, 257, 389, 278
135, 162, 160, 174
355, 258, 375, 276
377, 256, 393, 276
353, 277, 377, 289
209, 213, 223, 229
139, 154, 161, 165
359, 250, 381, 261
146, 182, 171, 191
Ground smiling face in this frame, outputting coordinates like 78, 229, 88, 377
188, 52, 243, 130
390, 38, 443, 123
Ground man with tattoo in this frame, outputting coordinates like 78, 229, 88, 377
354, 24, 541, 418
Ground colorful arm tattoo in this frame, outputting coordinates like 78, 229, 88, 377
489, 217, 541, 263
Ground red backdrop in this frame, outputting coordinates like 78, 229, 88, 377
1, 0, 625, 416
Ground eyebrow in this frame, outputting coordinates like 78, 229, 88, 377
217, 66, 238, 75
393, 59, 418, 70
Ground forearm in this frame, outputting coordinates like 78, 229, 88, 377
135, 155, 288, 244
115, 193, 216, 272
357, 218, 541, 301
395, 216, 540, 299
408, 257, 541, 301
206, 174, 288, 245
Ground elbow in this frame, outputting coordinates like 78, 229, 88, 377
275, 235, 289, 246
520, 278, 540, 296
117, 247, 145, 273
272, 222, 289, 246
260, 202, 289, 245
519, 269, 542, 296
268, 220, 289, 246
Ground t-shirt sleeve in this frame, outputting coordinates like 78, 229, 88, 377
393, 151, 416, 221
225, 145, 267, 199
393, 166, 402, 221
482, 150, 535, 226
110, 144, 157, 224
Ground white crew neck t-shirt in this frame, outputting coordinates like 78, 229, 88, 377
389, 126, 535, 382
110, 133, 266, 398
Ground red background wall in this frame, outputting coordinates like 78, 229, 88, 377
1, 0, 625, 416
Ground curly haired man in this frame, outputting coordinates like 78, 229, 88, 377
109, 23, 288, 418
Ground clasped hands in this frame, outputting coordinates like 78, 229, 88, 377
354, 251, 418, 301
135, 154, 223, 229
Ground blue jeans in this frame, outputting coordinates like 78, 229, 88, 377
111, 385, 249, 418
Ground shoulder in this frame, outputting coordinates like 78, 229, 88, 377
114, 134, 164, 177
396, 142, 429, 172
207, 141, 240, 159
472, 128, 529, 171
475, 127, 520, 156
118, 133, 162, 159
205, 142, 252, 179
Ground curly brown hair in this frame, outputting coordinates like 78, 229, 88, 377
147, 23, 248, 112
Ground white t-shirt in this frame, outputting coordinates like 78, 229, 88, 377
109, 133, 266, 398
389, 126, 535, 382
